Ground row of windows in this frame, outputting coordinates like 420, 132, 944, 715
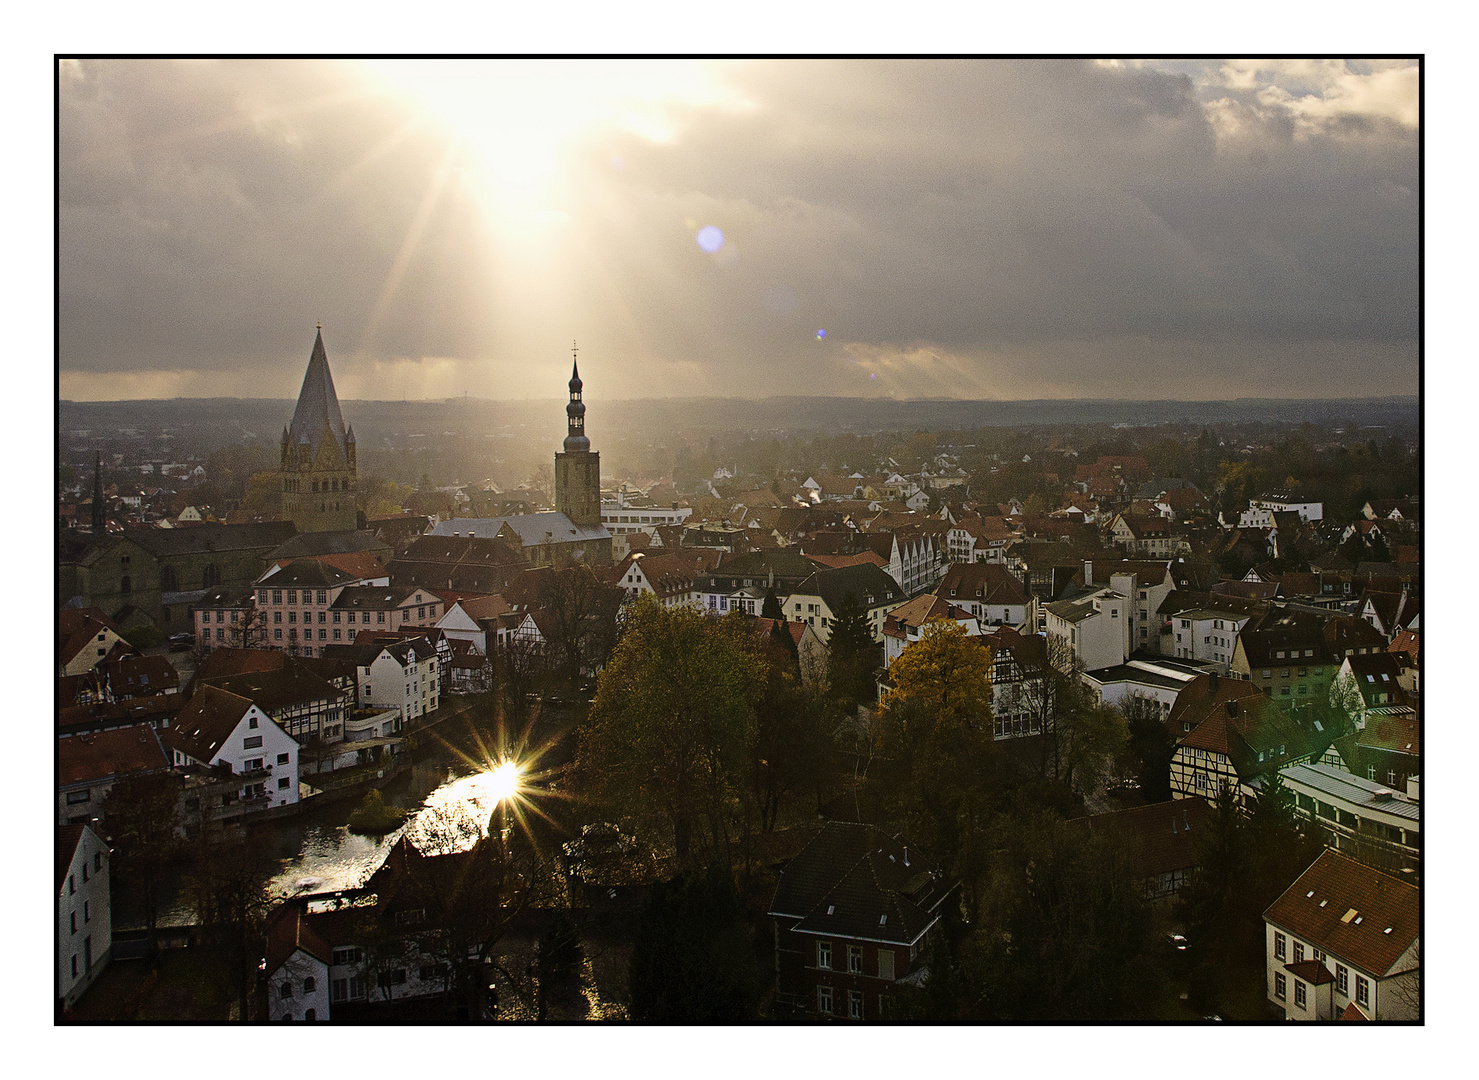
817, 986, 868, 1019
1274, 933, 1370, 1006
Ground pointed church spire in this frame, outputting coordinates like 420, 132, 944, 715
564, 340, 589, 452
289, 326, 348, 457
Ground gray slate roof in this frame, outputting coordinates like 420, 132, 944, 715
769, 821, 949, 946
791, 563, 903, 611
430, 513, 610, 545
288, 328, 350, 456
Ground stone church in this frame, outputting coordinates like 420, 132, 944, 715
280, 326, 358, 533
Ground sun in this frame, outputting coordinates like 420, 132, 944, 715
358, 59, 747, 217
486, 759, 522, 803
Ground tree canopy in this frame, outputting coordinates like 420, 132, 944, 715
577, 597, 765, 865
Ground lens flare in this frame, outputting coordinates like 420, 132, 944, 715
487, 759, 521, 802
816, 329, 828, 339
696, 225, 725, 252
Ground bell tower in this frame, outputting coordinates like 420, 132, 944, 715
554, 341, 601, 530
279, 325, 358, 533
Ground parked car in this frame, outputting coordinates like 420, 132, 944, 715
168, 632, 194, 652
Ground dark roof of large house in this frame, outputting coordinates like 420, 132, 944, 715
1263, 850, 1418, 977
322, 636, 436, 670
1065, 799, 1210, 880
1167, 672, 1268, 732
199, 666, 346, 714
268, 530, 391, 562
332, 584, 427, 610
791, 562, 903, 611
260, 559, 361, 590
162, 685, 264, 762
80, 522, 299, 564
1237, 606, 1336, 667
1323, 615, 1388, 657
979, 625, 1047, 669
264, 904, 333, 975
59, 723, 170, 786
58, 692, 188, 736
1179, 685, 1325, 771
938, 563, 1030, 606
102, 654, 181, 697
769, 821, 950, 947
696, 547, 823, 585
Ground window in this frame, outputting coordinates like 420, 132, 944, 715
304, 1008, 316, 1021
332, 946, 363, 966
278, 752, 291, 765
287, 590, 297, 604
248, 715, 259, 729
1336, 964, 1349, 995
304, 977, 316, 993
378, 969, 408, 988
849, 989, 863, 1019
818, 986, 833, 1015
244, 736, 263, 749
274, 628, 283, 640
245, 758, 263, 771
278, 777, 290, 790
317, 590, 327, 604
281, 982, 294, 999
1294, 980, 1306, 1008
273, 590, 283, 604
816, 941, 832, 970
66, 789, 91, 805
319, 611, 327, 623
71, 912, 77, 934
1274, 972, 1286, 1000
420, 963, 448, 981
1274, 932, 1286, 960
69, 874, 75, 894
84, 900, 90, 922
319, 629, 327, 640
878, 948, 895, 981
71, 955, 78, 978
1293, 942, 1304, 963
848, 945, 863, 974
1355, 975, 1370, 1007
377, 612, 385, 623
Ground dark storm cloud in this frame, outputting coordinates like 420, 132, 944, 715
59, 58, 1417, 401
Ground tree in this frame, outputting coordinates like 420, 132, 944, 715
628, 864, 765, 1022
873, 622, 997, 882
1056, 700, 1129, 800
536, 564, 622, 690
1122, 696, 1175, 803
825, 595, 879, 710
99, 772, 184, 953
182, 829, 273, 1020
948, 809, 1162, 1022
577, 598, 765, 866
760, 586, 784, 621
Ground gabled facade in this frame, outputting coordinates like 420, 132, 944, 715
58, 824, 111, 1011
786, 563, 907, 645
1170, 693, 1326, 806
162, 687, 301, 815
935, 562, 1032, 629
769, 822, 951, 1021
1263, 850, 1418, 1020
1044, 586, 1128, 672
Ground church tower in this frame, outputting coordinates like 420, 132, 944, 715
554, 342, 601, 530
279, 326, 358, 533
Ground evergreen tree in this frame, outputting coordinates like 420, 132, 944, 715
826, 594, 878, 709
760, 586, 784, 620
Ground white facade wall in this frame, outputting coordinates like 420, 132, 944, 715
361, 650, 440, 727
269, 948, 331, 1021
1265, 921, 1417, 1021
1171, 612, 1248, 673
58, 826, 111, 1009
212, 704, 301, 808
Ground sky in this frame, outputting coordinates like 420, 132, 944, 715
57, 56, 1420, 403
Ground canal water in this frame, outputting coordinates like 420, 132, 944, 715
118, 744, 509, 930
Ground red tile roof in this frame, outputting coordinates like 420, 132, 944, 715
1263, 850, 1418, 977
59, 723, 170, 785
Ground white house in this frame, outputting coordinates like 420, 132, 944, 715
266, 906, 333, 1021
1168, 607, 1251, 674
1253, 493, 1323, 523
58, 824, 112, 1011
1044, 586, 1128, 672
162, 686, 301, 810
1280, 763, 1420, 875
346, 638, 441, 727
1263, 850, 1417, 1020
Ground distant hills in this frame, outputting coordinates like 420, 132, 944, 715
59, 395, 1420, 448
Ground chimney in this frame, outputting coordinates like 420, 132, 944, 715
1084, 559, 1093, 584
1226, 700, 1239, 718
1208, 672, 1218, 693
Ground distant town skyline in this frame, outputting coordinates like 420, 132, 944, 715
59, 58, 1418, 403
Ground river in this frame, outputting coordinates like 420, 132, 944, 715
116, 743, 512, 930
